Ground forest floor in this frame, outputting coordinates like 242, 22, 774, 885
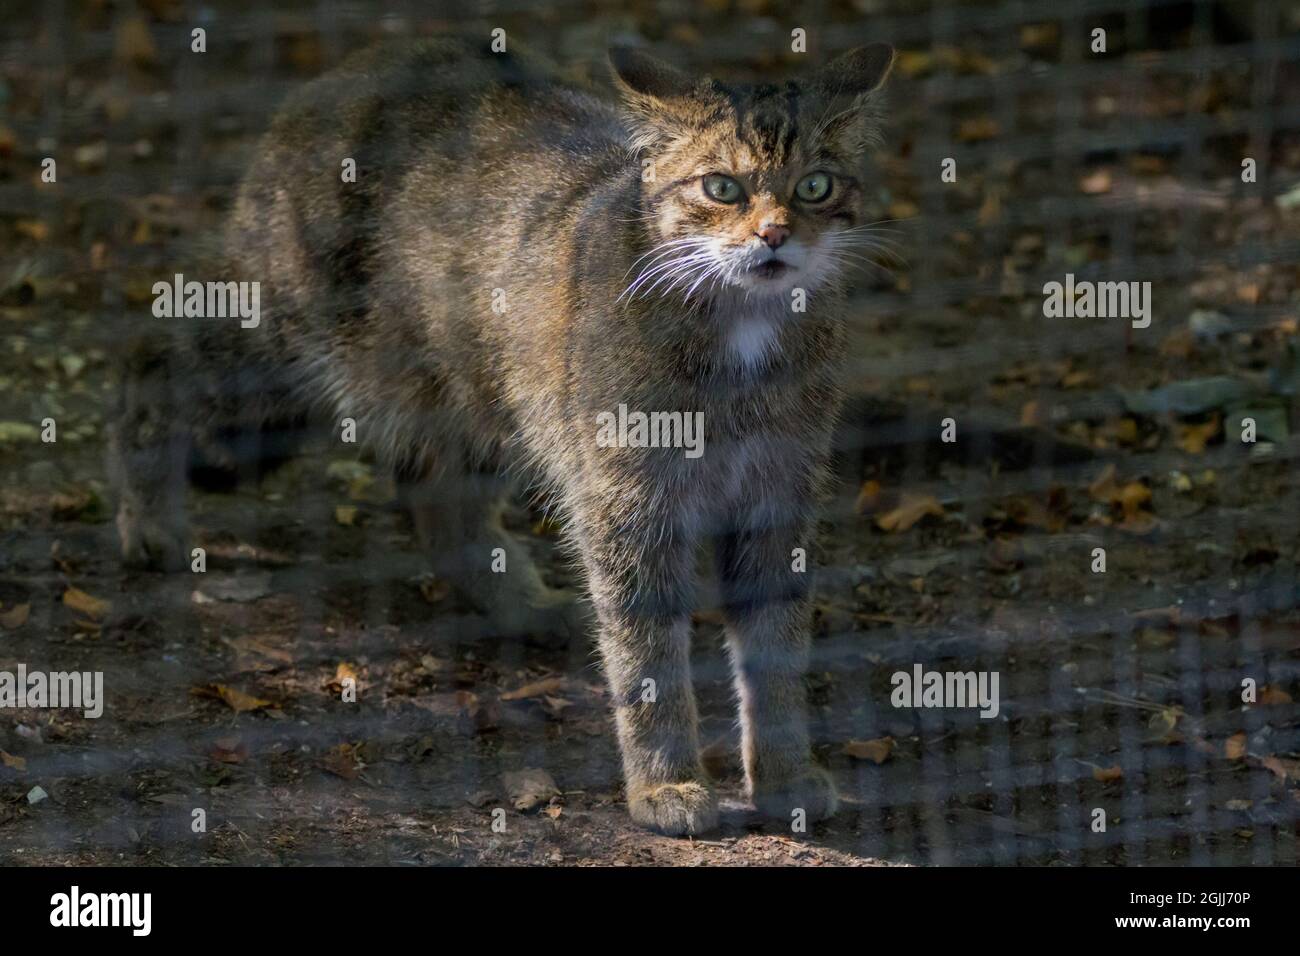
1, 2, 1300, 865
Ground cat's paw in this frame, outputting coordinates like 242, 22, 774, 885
751, 766, 839, 824
479, 586, 586, 642
627, 781, 719, 837
117, 507, 187, 572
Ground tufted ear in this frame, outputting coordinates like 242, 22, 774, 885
810, 43, 896, 98
608, 45, 713, 151
609, 45, 699, 101
808, 43, 896, 151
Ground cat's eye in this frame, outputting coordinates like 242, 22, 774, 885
702, 174, 744, 204
795, 172, 832, 203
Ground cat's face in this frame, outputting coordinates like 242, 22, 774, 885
612, 45, 895, 303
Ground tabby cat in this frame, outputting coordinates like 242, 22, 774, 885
108, 36, 895, 835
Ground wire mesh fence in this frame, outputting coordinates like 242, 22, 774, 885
0, 0, 1298, 866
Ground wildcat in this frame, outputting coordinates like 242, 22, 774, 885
108, 36, 895, 836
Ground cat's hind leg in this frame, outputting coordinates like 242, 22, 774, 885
399, 443, 586, 642
107, 344, 192, 572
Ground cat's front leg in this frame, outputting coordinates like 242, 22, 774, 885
716, 518, 838, 825
573, 491, 717, 836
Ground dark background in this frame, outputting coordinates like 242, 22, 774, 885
0, 0, 1298, 865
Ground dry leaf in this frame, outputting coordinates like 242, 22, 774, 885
1117, 482, 1152, 519
14, 219, 48, 242
322, 743, 363, 780
0, 603, 30, 629
223, 634, 292, 669
1258, 685, 1293, 706
501, 676, 566, 701
1001, 489, 1069, 532
210, 737, 248, 764
0, 750, 27, 772
843, 737, 894, 764
541, 696, 573, 719
1225, 732, 1248, 760
957, 116, 999, 142
333, 505, 358, 526
854, 479, 882, 515
191, 683, 273, 713
63, 587, 111, 620
1176, 415, 1220, 454
1079, 169, 1113, 195
455, 690, 499, 735
325, 661, 359, 694
876, 494, 942, 533
114, 16, 157, 67
1087, 464, 1119, 502
1093, 765, 1123, 783
1089, 465, 1155, 529
1149, 707, 1180, 739
419, 576, 451, 605
502, 768, 559, 811
1260, 756, 1300, 782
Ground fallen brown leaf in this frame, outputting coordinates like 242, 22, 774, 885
1225, 732, 1248, 761
113, 16, 157, 68
209, 737, 248, 764
325, 661, 359, 694
854, 479, 883, 515
322, 743, 363, 780
1259, 685, 1294, 706
1089, 465, 1155, 530
1093, 765, 1123, 783
843, 737, 894, 764
419, 576, 451, 605
0, 603, 30, 629
62, 587, 111, 620
957, 116, 999, 142
455, 690, 499, 735
1176, 415, 1220, 454
541, 696, 573, 719
191, 683, 273, 713
502, 768, 559, 811
876, 494, 943, 533
501, 676, 566, 701
0, 750, 27, 772
1149, 707, 1180, 740
1079, 169, 1113, 195
1260, 755, 1300, 782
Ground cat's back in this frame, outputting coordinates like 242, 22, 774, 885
230, 37, 623, 227
226, 36, 631, 325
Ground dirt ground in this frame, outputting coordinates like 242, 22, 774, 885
1, 2, 1300, 866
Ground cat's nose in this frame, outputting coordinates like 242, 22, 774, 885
756, 224, 789, 249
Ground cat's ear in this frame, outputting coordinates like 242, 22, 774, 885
808, 43, 896, 151
811, 43, 896, 98
608, 45, 709, 150
609, 46, 698, 102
